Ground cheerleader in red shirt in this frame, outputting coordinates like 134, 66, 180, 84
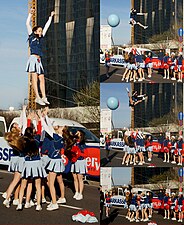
163, 135, 171, 163
163, 192, 171, 219
162, 53, 170, 79
145, 52, 153, 78
145, 136, 153, 162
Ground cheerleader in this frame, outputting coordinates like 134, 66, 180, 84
163, 135, 171, 163
3, 127, 25, 208
129, 193, 137, 222
127, 133, 136, 165
145, 136, 153, 162
163, 192, 171, 219
43, 123, 66, 210
129, 8, 148, 29
70, 130, 88, 201
129, 52, 137, 82
170, 136, 177, 164
122, 131, 129, 165
177, 136, 183, 166
147, 191, 153, 219
170, 192, 177, 221
16, 127, 47, 211
105, 50, 111, 77
145, 52, 153, 78
135, 54, 145, 81
26, 9, 55, 105
163, 53, 170, 79
140, 192, 149, 222
104, 134, 111, 161
177, 192, 184, 222
105, 192, 112, 217
122, 52, 130, 81
136, 131, 145, 165
170, 52, 177, 80
176, 53, 183, 82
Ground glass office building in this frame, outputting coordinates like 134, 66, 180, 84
133, 83, 183, 128
37, 0, 99, 107
132, 0, 182, 44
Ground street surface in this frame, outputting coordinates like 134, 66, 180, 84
100, 65, 183, 83
0, 170, 100, 225
100, 148, 183, 167
101, 207, 182, 225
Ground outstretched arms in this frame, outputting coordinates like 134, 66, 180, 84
42, 11, 55, 37
26, 9, 35, 35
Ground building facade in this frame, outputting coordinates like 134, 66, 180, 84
132, 0, 182, 44
133, 83, 183, 127
37, 0, 99, 107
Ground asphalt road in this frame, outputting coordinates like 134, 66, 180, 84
100, 148, 183, 168
100, 65, 183, 83
101, 207, 183, 225
0, 171, 100, 225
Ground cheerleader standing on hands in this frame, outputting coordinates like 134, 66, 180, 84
26, 9, 55, 105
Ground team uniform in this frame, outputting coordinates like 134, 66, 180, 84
21, 135, 47, 179
71, 143, 88, 174
26, 13, 53, 75
8, 148, 25, 174
46, 133, 65, 173
177, 139, 183, 156
145, 56, 153, 69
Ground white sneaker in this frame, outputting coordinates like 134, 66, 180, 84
136, 219, 140, 222
57, 197, 66, 204
13, 199, 19, 206
47, 201, 52, 208
148, 158, 151, 161
172, 218, 176, 220
144, 219, 149, 222
164, 217, 167, 219
126, 88, 130, 92
24, 202, 32, 209
73, 192, 79, 199
138, 162, 143, 165
121, 161, 124, 165
144, 26, 148, 29
2, 192, 7, 199
16, 204, 22, 211
167, 160, 169, 163
163, 160, 166, 162
46, 203, 59, 211
171, 77, 176, 80
35, 98, 46, 106
148, 75, 151, 78
30, 200, 35, 206
3, 199, 10, 208
36, 205, 42, 211
42, 198, 47, 204
76, 193, 83, 200
171, 161, 176, 164
42, 97, 50, 105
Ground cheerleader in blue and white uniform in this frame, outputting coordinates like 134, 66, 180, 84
122, 131, 130, 165
3, 127, 25, 208
16, 127, 47, 211
3, 106, 27, 208
70, 130, 88, 201
129, 193, 137, 222
170, 192, 177, 221
170, 136, 177, 164
26, 9, 55, 105
140, 192, 149, 222
136, 131, 145, 165
177, 136, 183, 166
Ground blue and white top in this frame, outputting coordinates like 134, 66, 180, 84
26, 13, 53, 57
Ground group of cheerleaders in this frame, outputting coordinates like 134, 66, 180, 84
121, 49, 183, 83
120, 130, 183, 166
2, 106, 88, 211
104, 190, 184, 223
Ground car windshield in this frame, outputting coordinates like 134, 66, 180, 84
68, 127, 99, 143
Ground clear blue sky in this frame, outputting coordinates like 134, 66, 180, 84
112, 167, 131, 186
100, 0, 131, 45
0, 1, 28, 110
100, 83, 131, 128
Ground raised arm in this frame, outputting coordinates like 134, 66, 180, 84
42, 11, 55, 37
26, 9, 35, 35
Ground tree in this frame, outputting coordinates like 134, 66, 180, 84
73, 81, 100, 124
